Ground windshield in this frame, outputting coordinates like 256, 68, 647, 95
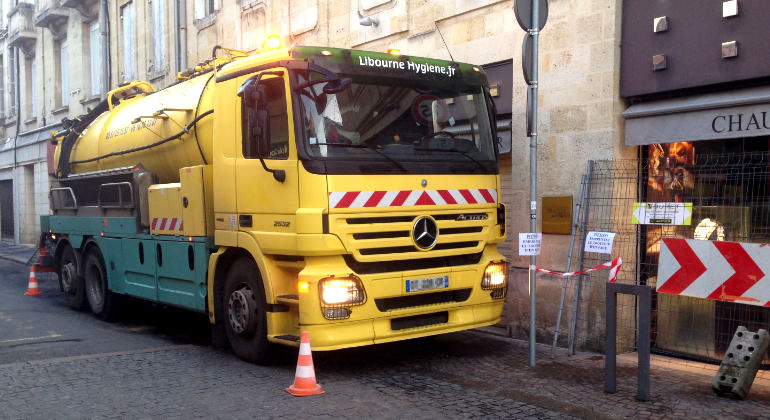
295, 71, 498, 175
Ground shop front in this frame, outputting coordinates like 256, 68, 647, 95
623, 86, 770, 363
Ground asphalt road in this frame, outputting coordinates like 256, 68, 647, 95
0, 258, 575, 419
0, 259, 210, 365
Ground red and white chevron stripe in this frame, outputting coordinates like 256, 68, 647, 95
328, 189, 497, 209
151, 217, 184, 232
658, 238, 770, 306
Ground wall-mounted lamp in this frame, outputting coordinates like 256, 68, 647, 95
359, 16, 379, 27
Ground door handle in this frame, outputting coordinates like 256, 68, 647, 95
239, 215, 253, 228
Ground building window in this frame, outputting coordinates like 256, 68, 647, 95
8, 51, 17, 118
24, 56, 36, 119
151, 0, 166, 75
57, 41, 69, 108
121, 2, 136, 82
195, 0, 218, 20
0, 55, 4, 118
89, 22, 102, 97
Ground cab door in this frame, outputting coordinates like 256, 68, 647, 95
234, 69, 300, 250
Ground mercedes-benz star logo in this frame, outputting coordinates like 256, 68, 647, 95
412, 216, 438, 250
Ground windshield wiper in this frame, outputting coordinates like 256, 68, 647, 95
414, 146, 489, 173
318, 143, 408, 173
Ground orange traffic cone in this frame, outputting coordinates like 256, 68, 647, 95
285, 331, 324, 396
24, 266, 42, 297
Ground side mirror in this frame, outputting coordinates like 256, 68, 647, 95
322, 78, 352, 94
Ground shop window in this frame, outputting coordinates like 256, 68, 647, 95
644, 137, 770, 363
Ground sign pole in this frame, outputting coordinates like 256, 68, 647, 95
527, 0, 540, 369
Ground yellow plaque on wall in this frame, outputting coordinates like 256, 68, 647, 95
542, 196, 572, 235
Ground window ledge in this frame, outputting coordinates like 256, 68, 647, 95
24, 117, 37, 125
79, 95, 102, 107
194, 13, 218, 30
3, 118, 17, 128
148, 70, 167, 83
52, 106, 69, 115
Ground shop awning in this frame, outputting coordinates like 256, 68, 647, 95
622, 86, 770, 145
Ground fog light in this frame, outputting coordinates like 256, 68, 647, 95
320, 278, 364, 305
324, 308, 351, 319
482, 262, 507, 299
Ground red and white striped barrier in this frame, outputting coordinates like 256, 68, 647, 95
531, 257, 623, 283
151, 217, 184, 232
658, 238, 770, 306
328, 189, 497, 208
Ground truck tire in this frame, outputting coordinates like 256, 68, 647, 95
57, 244, 87, 311
83, 249, 121, 321
223, 257, 272, 364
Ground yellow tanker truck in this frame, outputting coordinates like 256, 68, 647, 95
41, 41, 508, 363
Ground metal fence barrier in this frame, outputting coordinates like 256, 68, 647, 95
567, 151, 770, 366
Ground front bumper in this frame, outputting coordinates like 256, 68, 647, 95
288, 245, 506, 351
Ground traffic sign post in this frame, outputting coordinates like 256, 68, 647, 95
515, 0, 548, 368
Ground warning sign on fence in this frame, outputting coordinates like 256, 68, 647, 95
632, 202, 692, 225
585, 231, 616, 254
519, 233, 542, 256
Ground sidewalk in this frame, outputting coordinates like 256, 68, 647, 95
0, 241, 35, 265
431, 329, 770, 419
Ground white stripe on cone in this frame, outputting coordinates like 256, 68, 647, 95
295, 364, 316, 379
299, 342, 311, 356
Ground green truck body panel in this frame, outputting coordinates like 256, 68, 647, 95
49, 216, 211, 312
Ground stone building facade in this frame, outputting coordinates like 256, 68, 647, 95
1, 0, 633, 346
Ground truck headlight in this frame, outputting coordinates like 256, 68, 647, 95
319, 276, 366, 319
482, 262, 507, 299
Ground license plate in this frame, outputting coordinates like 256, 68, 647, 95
406, 275, 449, 293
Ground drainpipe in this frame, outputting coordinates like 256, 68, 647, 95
175, 0, 187, 73
12, 46, 21, 244
100, 0, 110, 95
174, 0, 180, 72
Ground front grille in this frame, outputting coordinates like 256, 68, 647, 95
333, 210, 493, 262
353, 231, 409, 240
346, 216, 416, 224
391, 312, 449, 330
344, 252, 483, 274
375, 289, 472, 311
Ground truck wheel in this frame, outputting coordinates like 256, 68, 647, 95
223, 258, 272, 364
83, 249, 121, 321
58, 245, 87, 311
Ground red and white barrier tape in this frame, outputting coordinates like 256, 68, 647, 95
531, 257, 623, 283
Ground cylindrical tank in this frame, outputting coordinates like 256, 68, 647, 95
57, 72, 215, 183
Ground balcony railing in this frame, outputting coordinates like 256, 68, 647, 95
7, 2, 37, 50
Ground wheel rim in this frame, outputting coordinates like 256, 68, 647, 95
227, 286, 256, 335
86, 262, 104, 310
61, 261, 76, 293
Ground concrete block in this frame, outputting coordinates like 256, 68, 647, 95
713, 327, 769, 399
